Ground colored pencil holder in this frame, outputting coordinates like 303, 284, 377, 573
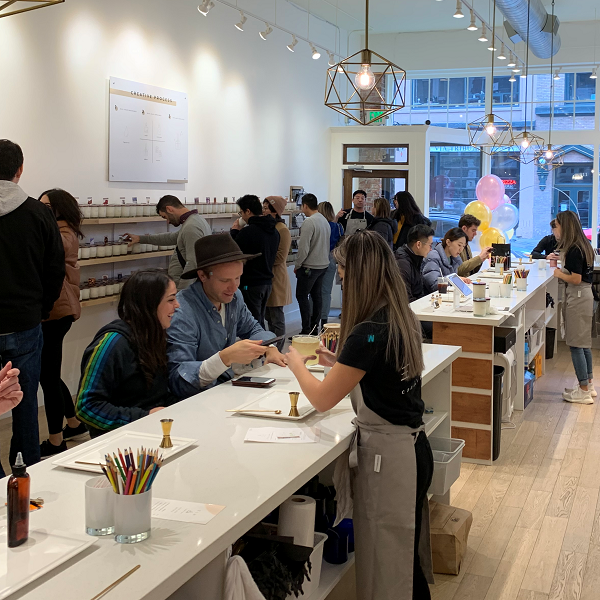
85, 476, 115, 536
516, 278, 528, 291
114, 489, 152, 544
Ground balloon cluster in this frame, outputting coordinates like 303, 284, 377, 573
465, 175, 519, 250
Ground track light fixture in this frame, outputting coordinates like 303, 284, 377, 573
453, 0, 464, 18
259, 23, 273, 40
509, 74, 516, 82
478, 24, 488, 42
467, 10, 478, 30
488, 42, 496, 51
327, 51, 336, 66
498, 44, 506, 59
197, 0, 215, 16
507, 53, 516, 67
591, 69, 598, 79
287, 35, 298, 52
310, 43, 321, 60
553, 70, 560, 80
234, 11, 246, 31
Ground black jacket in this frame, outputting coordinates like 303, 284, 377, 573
395, 244, 426, 302
368, 217, 396, 250
394, 213, 432, 250
75, 320, 177, 438
231, 215, 280, 287
0, 183, 65, 334
531, 234, 557, 259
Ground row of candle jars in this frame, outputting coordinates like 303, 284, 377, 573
80, 276, 128, 301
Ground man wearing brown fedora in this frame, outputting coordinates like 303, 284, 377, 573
167, 233, 286, 398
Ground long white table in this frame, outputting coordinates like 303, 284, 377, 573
7, 343, 461, 600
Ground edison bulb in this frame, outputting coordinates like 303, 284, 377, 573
355, 64, 376, 91
545, 149, 554, 159
485, 124, 497, 136
521, 137, 530, 149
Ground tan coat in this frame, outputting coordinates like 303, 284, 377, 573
457, 243, 483, 277
48, 221, 81, 321
267, 221, 292, 307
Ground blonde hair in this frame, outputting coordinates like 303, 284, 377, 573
332, 230, 424, 378
317, 201, 335, 222
556, 211, 594, 267
373, 197, 391, 219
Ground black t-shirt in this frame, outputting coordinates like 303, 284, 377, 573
564, 246, 593, 284
337, 310, 424, 427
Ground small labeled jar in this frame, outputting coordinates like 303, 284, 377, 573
472, 282, 486, 299
82, 206, 92, 218
121, 205, 131, 217
98, 205, 107, 218
122, 242, 129, 254
96, 245, 106, 258
89, 244, 97, 258
473, 298, 487, 317
81, 284, 90, 301
106, 205, 116, 218
105, 243, 113, 257
114, 205, 122, 217
139, 243, 148, 253
152, 244, 159, 252
89, 284, 99, 299
81, 244, 91, 259
77, 246, 82, 260
143, 205, 152, 216
106, 280, 115, 296
97, 283, 106, 298
136, 205, 144, 217
90, 205, 99, 218
112, 242, 121, 257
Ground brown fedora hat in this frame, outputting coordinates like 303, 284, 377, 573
180, 233, 261, 279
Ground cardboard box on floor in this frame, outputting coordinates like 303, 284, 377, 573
429, 501, 473, 575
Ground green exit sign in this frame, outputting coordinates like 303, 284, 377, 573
369, 111, 385, 123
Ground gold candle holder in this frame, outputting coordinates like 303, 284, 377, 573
289, 392, 300, 418
159, 418, 174, 449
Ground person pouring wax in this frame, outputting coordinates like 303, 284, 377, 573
286, 230, 434, 600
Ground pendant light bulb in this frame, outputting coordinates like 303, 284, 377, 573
554, 70, 560, 80
355, 63, 376, 91
488, 43, 496, 51
234, 11, 246, 31
197, 0, 214, 16
310, 44, 321, 60
287, 35, 298, 52
486, 123, 497, 136
521, 133, 530, 148
478, 24, 488, 42
509, 74, 516, 82
498, 44, 507, 59
327, 51, 336, 66
520, 67, 527, 78
259, 24, 273, 40
591, 69, 598, 79
467, 10, 478, 30
507, 53, 516, 67
512, 66, 521, 73
453, 0, 464, 18
545, 145, 554, 159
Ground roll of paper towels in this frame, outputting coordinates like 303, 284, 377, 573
278, 495, 316, 548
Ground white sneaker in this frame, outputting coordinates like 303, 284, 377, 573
562, 386, 594, 404
564, 385, 597, 397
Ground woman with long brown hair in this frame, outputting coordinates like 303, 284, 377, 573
368, 196, 396, 249
75, 270, 179, 437
554, 211, 596, 404
286, 230, 433, 600
38, 189, 85, 457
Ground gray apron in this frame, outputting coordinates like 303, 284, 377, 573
344, 209, 368, 236
560, 268, 594, 348
333, 385, 433, 600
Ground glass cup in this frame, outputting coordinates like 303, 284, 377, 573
473, 298, 487, 317
437, 277, 449, 295
488, 282, 500, 298
85, 476, 115, 536
114, 489, 152, 544
516, 278, 527, 291
501, 283, 512, 298
291, 335, 320, 366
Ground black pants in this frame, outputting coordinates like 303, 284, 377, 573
295, 267, 327, 335
40, 317, 76, 436
241, 284, 272, 328
265, 306, 286, 351
414, 431, 434, 599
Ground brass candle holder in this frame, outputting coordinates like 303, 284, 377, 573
159, 418, 174, 449
289, 392, 300, 418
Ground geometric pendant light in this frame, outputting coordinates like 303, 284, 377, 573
325, 0, 406, 125
0, 0, 64, 19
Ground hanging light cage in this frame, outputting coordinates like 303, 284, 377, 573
534, 145, 564, 173
467, 113, 515, 156
509, 130, 546, 164
325, 49, 407, 126
0, 0, 65, 18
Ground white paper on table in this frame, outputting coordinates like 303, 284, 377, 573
244, 427, 320, 444
152, 498, 225, 524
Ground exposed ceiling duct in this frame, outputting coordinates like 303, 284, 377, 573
497, 0, 560, 59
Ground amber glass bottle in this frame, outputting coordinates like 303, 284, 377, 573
7, 452, 30, 548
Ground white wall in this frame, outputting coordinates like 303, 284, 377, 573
0, 0, 342, 392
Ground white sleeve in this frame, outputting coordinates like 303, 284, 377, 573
198, 352, 229, 387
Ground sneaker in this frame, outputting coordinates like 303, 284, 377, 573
40, 439, 68, 459
564, 385, 597, 398
62, 422, 88, 441
562, 386, 594, 404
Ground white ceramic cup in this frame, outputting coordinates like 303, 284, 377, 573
98, 206, 107, 218
516, 278, 528, 291
106, 206, 115, 218
82, 206, 92, 218
488, 282, 500, 298
122, 205, 131, 217
501, 283, 512, 298
90, 206, 99, 218
114, 205, 122, 217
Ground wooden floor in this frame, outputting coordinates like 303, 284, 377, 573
431, 342, 600, 600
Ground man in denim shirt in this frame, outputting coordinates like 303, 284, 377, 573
167, 234, 286, 399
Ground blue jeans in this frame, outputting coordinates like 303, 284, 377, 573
320, 254, 337, 321
570, 347, 593, 386
0, 325, 43, 476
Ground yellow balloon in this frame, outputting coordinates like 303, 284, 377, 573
480, 227, 506, 248
464, 201, 492, 231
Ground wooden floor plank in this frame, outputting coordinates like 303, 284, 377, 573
453, 573, 493, 600
578, 443, 600, 489
562, 487, 599, 555
532, 459, 564, 493
453, 468, 496, 512
547, 551, 586, 600
430, 580, 459, 600
516, 490, 553, 531
580, 544, 600, 600
469, 476, 514, 539
546, 476, 579, 519
517, 591, 549, 600
502, 466, 539, 509
560, 448, 586, 478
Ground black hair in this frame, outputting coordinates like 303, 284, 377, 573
352, 189, 367, 199
38, 189, 84, 239
301, 193, 318, 210
393, 191, 424, 225
156, 194, 184, 214
442, 227, 468, 248
118, 269, 173, 387
407, 224, 434, 246
0, 140, 24, 181
237, 194, 262, 216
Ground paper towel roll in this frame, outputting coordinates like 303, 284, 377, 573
278, 495, 316, 548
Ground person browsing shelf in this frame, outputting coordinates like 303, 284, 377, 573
457, 213, 492, 277
422, 228, 471, 293
531, 219, 559, 259
286, 230, 434, 600
167, 234, 286, 399
395, 224, 435, 302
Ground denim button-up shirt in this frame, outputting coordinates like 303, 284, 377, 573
167, 281, 275, 398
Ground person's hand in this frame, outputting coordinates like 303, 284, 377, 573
460, 277, 472, 285
124, 233, 140, 246
316, 344, 337, 367
286, 346, 312, 373
149, 407, 165, 414
264, 346, 287, 367
547, 252, 559, 261
336, 209, 345, 220
231, 218, 242, 231
0, 362, 23, 414
553, 267, 562, 278
220, 339, 267, 366
479, 246, 493, 261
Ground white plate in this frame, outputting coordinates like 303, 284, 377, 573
52, 430, 197, 473
0, 528, 96, 599
229, 390, 316, 421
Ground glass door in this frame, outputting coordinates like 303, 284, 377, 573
342, 169, 409, 211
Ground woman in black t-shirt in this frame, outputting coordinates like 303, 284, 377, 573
553, 211, 596, 404
286, 230, 433, 600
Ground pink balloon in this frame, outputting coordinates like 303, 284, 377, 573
476, 175, 505, 210
503, 194, 510, 204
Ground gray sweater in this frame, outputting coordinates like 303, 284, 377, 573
139, 213, 212, 289
295, 212, 330, 270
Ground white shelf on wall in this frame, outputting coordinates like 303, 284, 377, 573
82, 216, 164, 225
79, 250, 172, 267
81, 296, 119, 308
